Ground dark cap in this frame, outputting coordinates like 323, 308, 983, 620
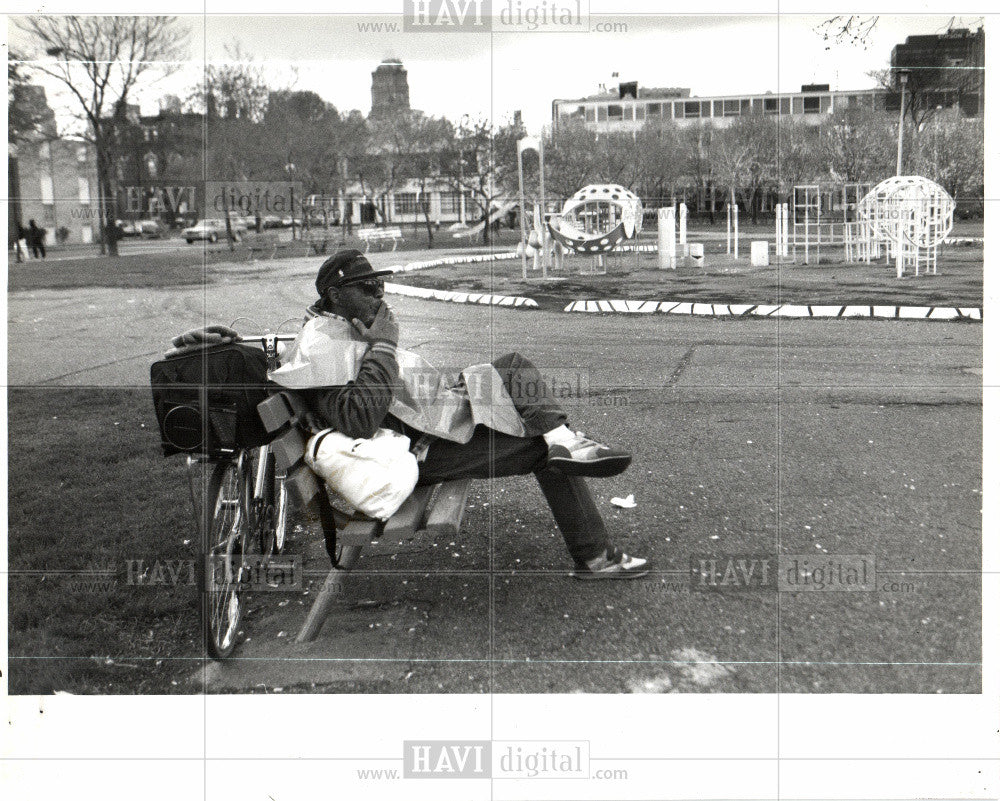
315, 249, 394, 295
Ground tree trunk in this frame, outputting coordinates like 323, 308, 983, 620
421, 196, 435, 248
97, 146, 119, 257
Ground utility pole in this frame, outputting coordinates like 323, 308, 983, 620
895, 69, 911, 176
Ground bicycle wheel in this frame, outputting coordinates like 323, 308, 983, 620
248, 448, 286, 559
201, 458, 252, 660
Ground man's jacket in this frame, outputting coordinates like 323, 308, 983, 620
268, 307, 527, 444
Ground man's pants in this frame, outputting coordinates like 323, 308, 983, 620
415, 352, 610, 565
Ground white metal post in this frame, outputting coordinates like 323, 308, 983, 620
726, 204, 732, 255
679, 202, 687, 249
517, 148, 528, 280
658, 206, 676, 269
539, 136, 548, 277
733, 204, 739, 260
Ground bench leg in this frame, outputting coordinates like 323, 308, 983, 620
295, 545, 363, 642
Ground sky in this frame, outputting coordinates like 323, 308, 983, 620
8, 9, 986, 134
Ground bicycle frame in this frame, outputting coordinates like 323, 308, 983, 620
184, 327, 300, 540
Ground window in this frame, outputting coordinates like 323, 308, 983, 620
597, 105, 608, 121
792, 97, 804, 114
646, 102, 661, 118
634, 104, 645, 121
723, 99, 741, 117
78, 176, 91, 204
440, 192, 464, 214
701, 101, 712, 117
741, 98, 752, 114
607, 104, 623, 120
764, 97, 779, 114
780, 97, 791, 114
394, 193, 420, 215
585, 106, 596, 123
713, 100, 724, 117
803, 96, 821, 113
684, 101, 701, 118
40, 174, 54, 205
752, 98, 764, 113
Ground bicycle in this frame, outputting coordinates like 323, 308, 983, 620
178, 323, 301, 660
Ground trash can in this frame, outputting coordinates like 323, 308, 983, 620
689, 242, 705, 267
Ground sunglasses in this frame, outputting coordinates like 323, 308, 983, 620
340, 278, 384, 294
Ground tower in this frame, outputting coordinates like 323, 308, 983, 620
370, 58, 411, 120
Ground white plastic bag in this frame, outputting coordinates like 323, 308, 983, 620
305, 428, 418, 521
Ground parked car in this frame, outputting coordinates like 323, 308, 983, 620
138, 220, 164, 239
115, 220, 141, 237
182, 218, 246, 244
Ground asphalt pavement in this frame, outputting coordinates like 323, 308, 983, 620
7, 255, 983, 693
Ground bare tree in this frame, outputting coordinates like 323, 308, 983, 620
814, 16, 880, 49
15, 16, 188, 256
442, 115, 524, 244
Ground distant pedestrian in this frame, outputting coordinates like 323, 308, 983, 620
27, 219, 46, 259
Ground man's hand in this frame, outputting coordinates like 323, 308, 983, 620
352, 302, 399, 347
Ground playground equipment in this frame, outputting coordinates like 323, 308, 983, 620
790, 183, 871, 264
546, 184, 643, 274
516, 136, 550, 279
451, 198, 519, 239
856, 176, 955, 278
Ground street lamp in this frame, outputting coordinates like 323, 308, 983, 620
895, 68, 911, 176
933, 104, 943, 182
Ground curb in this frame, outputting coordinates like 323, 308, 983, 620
562, 300, 982, 321
385, 281, 537, 308
384, 251, 536, 308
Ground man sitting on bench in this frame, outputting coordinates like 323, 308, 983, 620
269, 249, 649, 580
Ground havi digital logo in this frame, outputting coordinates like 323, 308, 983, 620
403, 0, 491, 31
403, 740, 491, 778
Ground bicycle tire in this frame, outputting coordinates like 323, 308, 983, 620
201, 459, 251, 660
248, 449, 285, 559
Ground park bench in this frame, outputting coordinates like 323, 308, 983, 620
357, 226, 404, 252
302, 229, 334, 256
256, 390, 472, 642
242, 232, 299, 261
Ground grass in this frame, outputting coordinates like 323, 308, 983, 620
8, 384, 981, 694
391, 239, 984, 310
7, 387, 206, 693
5, 227, 523, 293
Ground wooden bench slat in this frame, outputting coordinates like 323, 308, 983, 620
422, 479, 472, 537
283, 463, 322, 508
257, 393, 297, 433
381, 485, 436, 540
337, 519, 381, 546
270, 428, 306, 471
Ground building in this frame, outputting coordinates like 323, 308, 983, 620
552, 82, 890, 135
9, 86, 99, 246
890, 27, 985, 117
369, 58, 411, 120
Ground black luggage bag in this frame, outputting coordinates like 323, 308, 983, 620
151, 343, 274, 458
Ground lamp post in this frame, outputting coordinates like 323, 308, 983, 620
933, 104, 943, 182
895, 68, 911, 176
